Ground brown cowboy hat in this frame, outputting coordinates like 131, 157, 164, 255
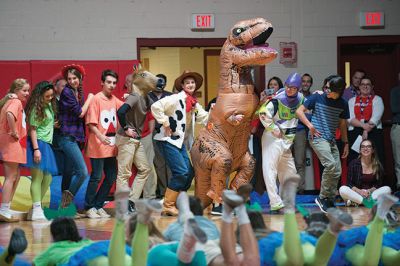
61, 64, 86, 79
174, 70, 203, 92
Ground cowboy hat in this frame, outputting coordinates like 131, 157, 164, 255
61, 64, 86, 79
174, 70, 203, 92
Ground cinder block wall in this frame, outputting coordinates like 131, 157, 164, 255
1, 0, 399, 86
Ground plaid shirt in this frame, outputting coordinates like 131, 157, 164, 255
347, 158, 382, 189
58, 85, 85, 142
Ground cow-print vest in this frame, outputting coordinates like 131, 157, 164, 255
153, 91, 188, 149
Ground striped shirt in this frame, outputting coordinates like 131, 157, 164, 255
304, 93, 349, 141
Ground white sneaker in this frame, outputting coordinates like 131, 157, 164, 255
86, 207, 101, 219
31, 208, 46, 221
0, 209, 19, 222
97, 208, 111, 218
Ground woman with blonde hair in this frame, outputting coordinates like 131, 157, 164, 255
339, 138, 391, 206
0, 79, 30, 222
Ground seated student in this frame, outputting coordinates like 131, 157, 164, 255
65, 187, 208, 266
339, 139, 391, 206
0, 228, 28, 266
33, 217, 94, 265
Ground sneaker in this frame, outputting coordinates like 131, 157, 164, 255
31, 208, 46, 221
0, 209, 19, 222
346, 200, 359, 207
327, 198, 336, 208
315, 197, 330, 213
97, 208, 111, 218
222, 190, 244, 209
327, 208, 353, 226
270, 202, 285, 215
236, 184, 253, 202
187, 218, 208, 244
211, 204, 223, 216
86, 207, 101, 219
128, 200, 136, 214
270, 202, 285, 211
136, 199, 163, 224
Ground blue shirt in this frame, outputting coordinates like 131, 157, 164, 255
163, 216, 220, 241
296, 94, 312, 132
303, 93, 349, 141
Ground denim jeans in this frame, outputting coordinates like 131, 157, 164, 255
52, 131, 65, 176
155, 141, 193, 191
57, 135, 88, 195
85, 157, 117, 210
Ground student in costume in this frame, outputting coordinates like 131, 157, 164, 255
0, 79, 30, 222
24, 81, 58, 220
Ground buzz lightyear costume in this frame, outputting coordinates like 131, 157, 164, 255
258, 73, 304, 211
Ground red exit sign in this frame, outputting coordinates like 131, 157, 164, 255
191, 14, 215, 31
360, 11, 384, 28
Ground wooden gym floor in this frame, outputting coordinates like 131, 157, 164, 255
0, 206, 381, 263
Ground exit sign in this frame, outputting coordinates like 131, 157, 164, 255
191, 14, 215, 31
360, 11, 384, 28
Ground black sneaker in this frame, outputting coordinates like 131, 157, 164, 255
128, 200, 136, 214
211, 204, 223, 216
315, 197, 330, 213
327, 198, 336, 209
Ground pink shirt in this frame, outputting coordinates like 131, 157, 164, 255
85, 92, 123, 158
0, 99, 27, 164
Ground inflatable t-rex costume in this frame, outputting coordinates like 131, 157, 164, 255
191, 18, 278, 208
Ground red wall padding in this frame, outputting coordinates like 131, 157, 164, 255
0, 60, 139, 177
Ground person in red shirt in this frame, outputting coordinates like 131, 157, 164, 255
347, 77, 384, 163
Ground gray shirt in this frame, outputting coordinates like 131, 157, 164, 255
117, 92, 148, 137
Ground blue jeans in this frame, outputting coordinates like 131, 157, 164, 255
52, 131, 65, 176
57, 135, 88, 195
85, 157, 117, 210
155, 141, 193, 191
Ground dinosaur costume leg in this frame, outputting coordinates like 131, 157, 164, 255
230, 151, 255, 191
192, 137, 233, 207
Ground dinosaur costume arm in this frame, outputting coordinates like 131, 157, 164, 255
194, 103, 209, 125
151, 93, 180, 127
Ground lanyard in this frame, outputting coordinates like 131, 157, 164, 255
358, 95, 371, 118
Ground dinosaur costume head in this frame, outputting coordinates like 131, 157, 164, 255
226, 17, 277, 67
220, 18, 277, 93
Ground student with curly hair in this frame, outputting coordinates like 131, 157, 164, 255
24, 81, 58, 220
0, 79, 30, 222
